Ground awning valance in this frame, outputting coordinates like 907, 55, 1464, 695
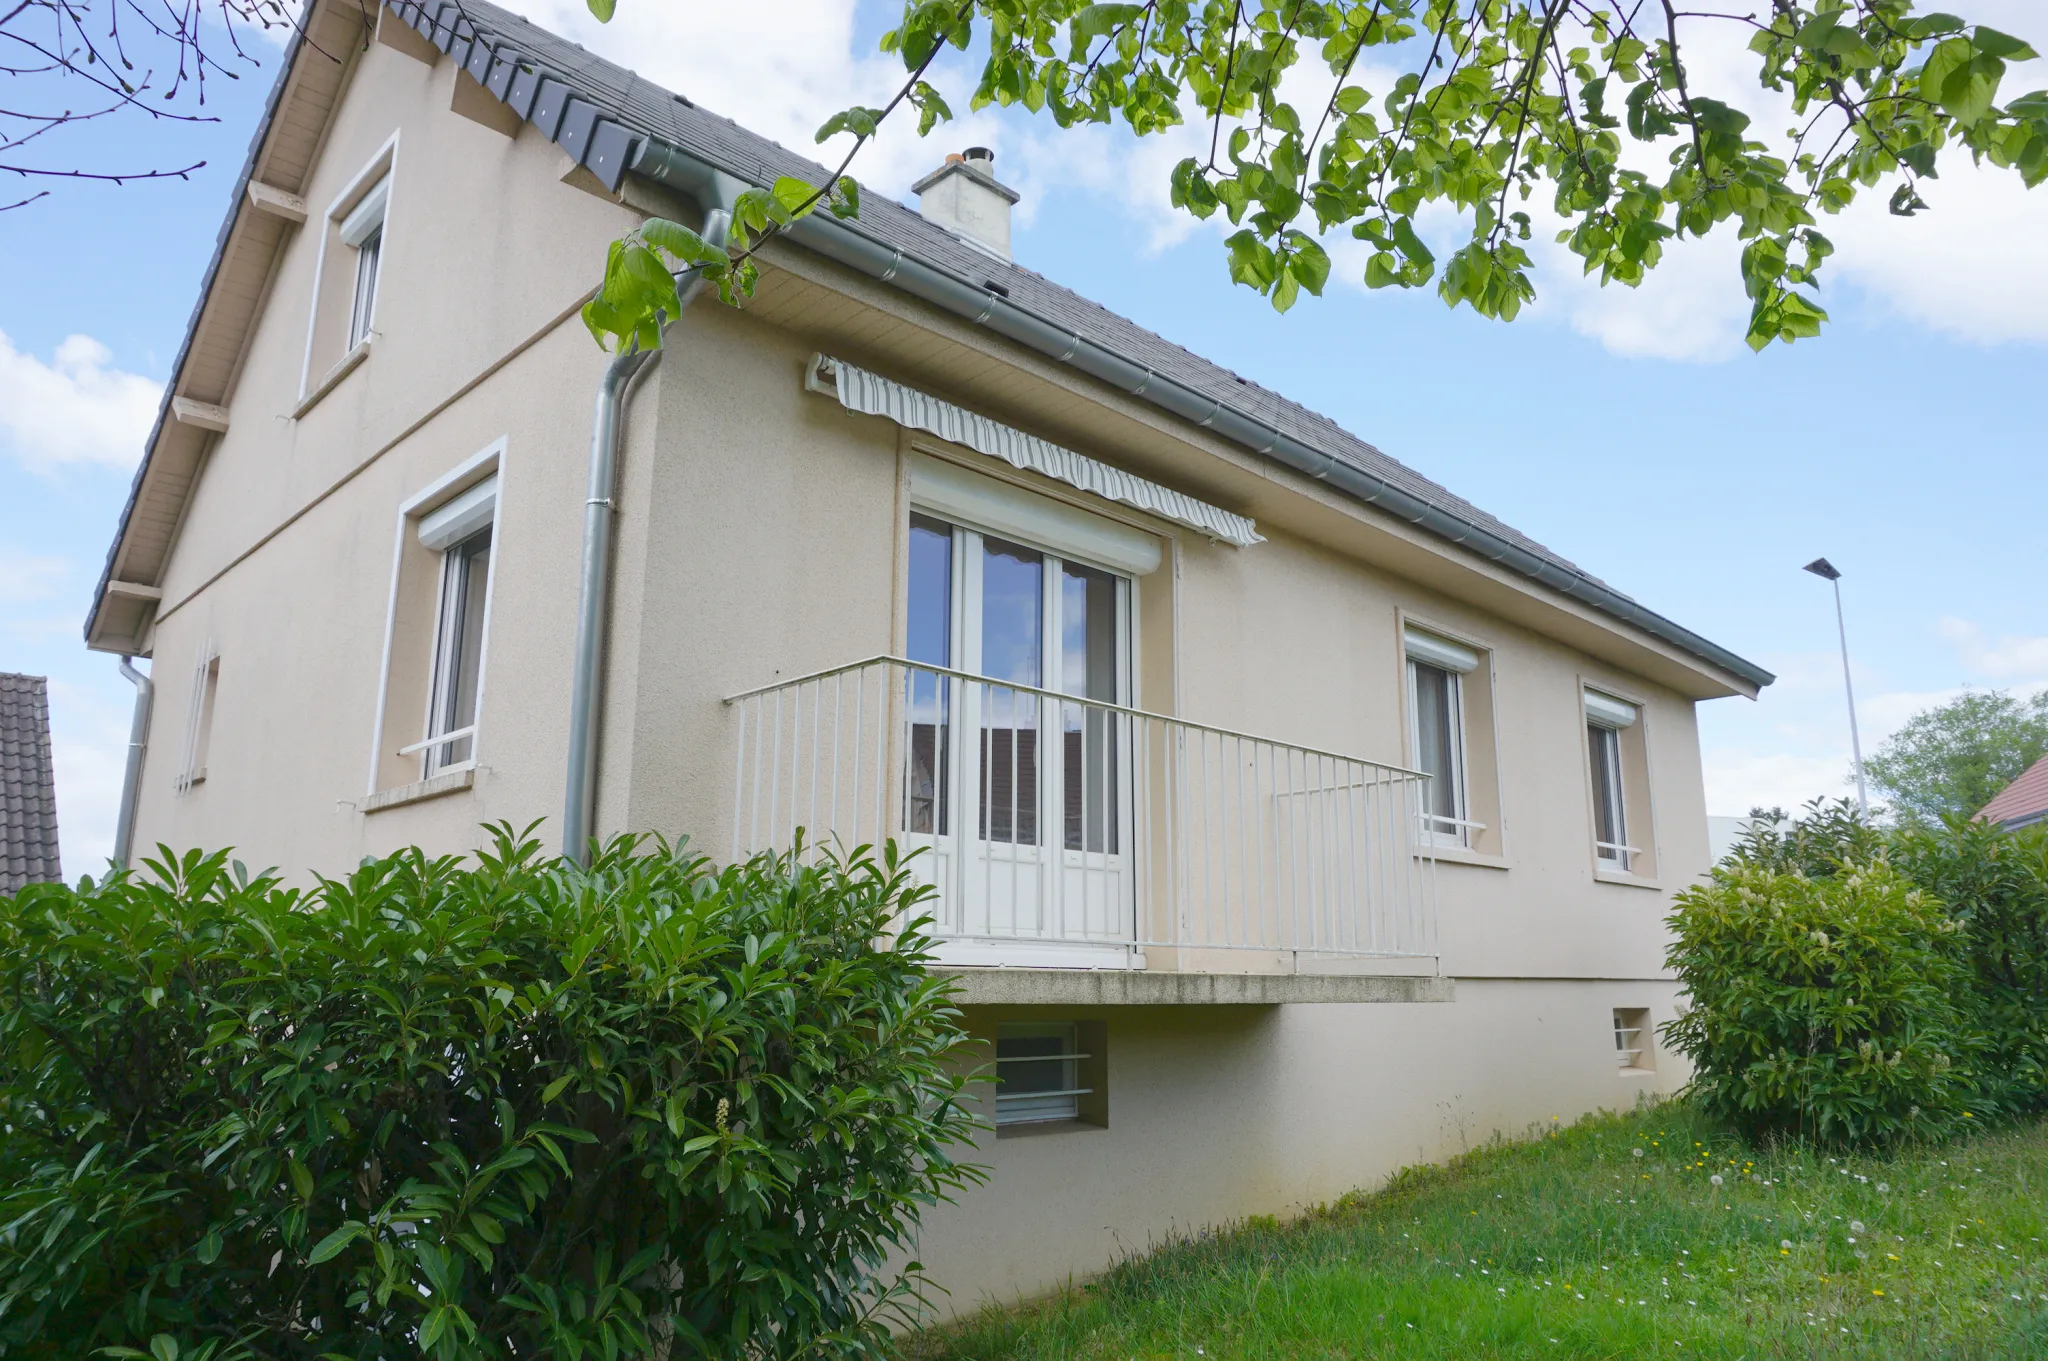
806, 354, 1263, 548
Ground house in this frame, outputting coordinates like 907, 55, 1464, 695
1978, 753, 2048, 832
85, 0, 1773, 1310
1, 673, 61, 894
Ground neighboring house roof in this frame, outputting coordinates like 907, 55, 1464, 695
88, 0, 1774, 694
1, 673, 61, 893
1978, 753, 2048, 831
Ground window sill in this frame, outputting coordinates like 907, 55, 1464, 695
293, 337, 371, 419
996, 1118, 1104, 1140
1618, 1066, 1658, 1079
1420, 844, 1510, 871
1594, 867, 1663, 890
362, 766, 473, 814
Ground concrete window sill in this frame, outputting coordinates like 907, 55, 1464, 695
362, 766, 473, 814
1421, 844, 1511, 871
293, 338, 371, 419
1594, 868, 1663, 890
996, 1118, 1105, 1140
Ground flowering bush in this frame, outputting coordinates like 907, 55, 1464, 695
1662, 861, 1979, 1145
0, 828, 981, 1360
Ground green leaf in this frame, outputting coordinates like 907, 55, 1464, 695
306, 1222, 366, 1265
828, 177, 862, 221
1920, 37, 2002, 125
288, 1158, 313, 1201
772, 176, 817, 219
585, 0, 614, 21
1283, 231, 1331, 296
815, 106, 883, 143
195, 1227, 222, 1265
1971, 26, 2037, 61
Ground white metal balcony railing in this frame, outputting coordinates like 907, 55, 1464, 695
724, 657, 1438, 967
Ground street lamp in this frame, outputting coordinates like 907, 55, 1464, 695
1804, 557, 1869, 817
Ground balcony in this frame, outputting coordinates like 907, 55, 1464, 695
724, 657, 1439, 980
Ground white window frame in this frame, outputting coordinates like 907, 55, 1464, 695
905, 471, 1144, 969
301, 132, 399, 398
340, 178, 387, 351
994, 1021, 1091, 1126
415, 501, 497, 776
1585, 687, 1640, 872
1404, 626, 1480, 848
1614, 1007, 1654, 1073
367, 440, 505, 796
175, 639, 219, 794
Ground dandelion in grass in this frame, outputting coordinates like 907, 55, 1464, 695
1851, 1221, 1866, 1235
1711, 1174, 1724, 1187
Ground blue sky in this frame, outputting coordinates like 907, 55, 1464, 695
4, 1, 2045, 871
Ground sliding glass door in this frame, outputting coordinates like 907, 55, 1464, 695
905, 512, 1134, 959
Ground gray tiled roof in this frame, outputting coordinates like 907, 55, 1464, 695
453, 0, 1610, 593
1, 673, 61, 894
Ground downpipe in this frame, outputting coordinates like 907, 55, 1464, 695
561, 206, 732, 864
112, 655, 152, 871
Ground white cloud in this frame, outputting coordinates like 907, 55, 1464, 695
1936, 617, 2048, 681
1702, 747, 1856, 818
0, 549, 66, 603
1700, 614, 2048, 815
43, 675, 138, 875
0, 331, 161, 472
516, 0, 1002, 199
1532, 231, 1754, 363
1830, 154, 2048, 346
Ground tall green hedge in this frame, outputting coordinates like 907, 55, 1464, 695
0, 828, 983, 1360
1664, 802, 2048, 1144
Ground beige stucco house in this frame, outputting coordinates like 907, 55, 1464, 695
86, 0, 1771, 1312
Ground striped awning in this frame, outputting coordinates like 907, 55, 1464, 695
806, 353, 1264, 548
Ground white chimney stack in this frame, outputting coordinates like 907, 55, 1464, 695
913, 147, 1019, 261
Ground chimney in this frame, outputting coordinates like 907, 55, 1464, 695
912, 147, 1020, 261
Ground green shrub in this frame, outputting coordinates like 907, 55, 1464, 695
1661, 860, 1978, 1145
0, 827, 982, 1360
1729, 799, 2048, 1115
1890, 817, 2048, 1113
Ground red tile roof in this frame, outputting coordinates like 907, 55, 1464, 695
1978, 752, 2048, 829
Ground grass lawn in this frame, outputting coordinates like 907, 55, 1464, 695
906, 1105, 2048, 1360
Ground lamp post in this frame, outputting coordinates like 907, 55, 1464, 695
1803, 557, 1869, 817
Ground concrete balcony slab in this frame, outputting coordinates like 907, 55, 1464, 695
938, 967, 1455, 1006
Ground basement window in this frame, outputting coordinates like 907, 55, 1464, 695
1615, 1007, 1654, 1074
995, 1022, 1093, 1128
